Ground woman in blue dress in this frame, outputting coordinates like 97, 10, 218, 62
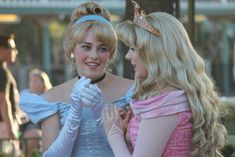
20, 2, 134, 157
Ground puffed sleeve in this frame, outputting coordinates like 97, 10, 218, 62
19, 90, 61, 124
131, 90, 190, 119
111, 85, 134, 109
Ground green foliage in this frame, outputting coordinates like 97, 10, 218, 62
0, 152, 8, 157
31, 150, 42, 157
17, 154, 25, 157
221, 143, 235, 157
0, 149, 42, 157
0, 152, 25, 157
224, 106, 235, 134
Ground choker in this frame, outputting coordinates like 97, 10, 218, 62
77, 73, 106, 84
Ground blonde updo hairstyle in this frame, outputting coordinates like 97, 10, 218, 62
63, 2, 117, 66
117, 12, 227, 157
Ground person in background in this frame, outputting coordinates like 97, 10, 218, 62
20, 68, 52, 157
0, 34, 21, 156
20, 2, 134, 157
102, 1, 227, 157
28, 68, 52, 94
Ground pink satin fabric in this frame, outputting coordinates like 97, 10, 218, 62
128, 90, 192, 157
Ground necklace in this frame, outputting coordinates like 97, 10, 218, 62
77, 73, 106, 84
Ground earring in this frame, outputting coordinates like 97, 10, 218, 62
70, 53, 75, 62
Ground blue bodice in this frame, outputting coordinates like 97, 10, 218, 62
20, 87, 133, 157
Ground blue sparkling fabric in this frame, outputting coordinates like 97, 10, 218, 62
20, 87, 133, 157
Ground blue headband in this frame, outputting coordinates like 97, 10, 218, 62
74, 15, 112, 27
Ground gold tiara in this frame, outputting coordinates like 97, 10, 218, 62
132, 0, 160, 37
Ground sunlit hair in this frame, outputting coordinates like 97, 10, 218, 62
0, 34, 15, 49
29, 68, 52, 92
117, 12, 227, 157
63, 2, 117, 66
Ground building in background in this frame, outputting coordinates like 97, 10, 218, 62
0, 0, 234, 93
0, 0, 235, 153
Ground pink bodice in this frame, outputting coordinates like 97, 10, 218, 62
128, 90, 192, 157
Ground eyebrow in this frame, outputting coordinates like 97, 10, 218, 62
81, 42, 92, 45
81, 42, 107, 47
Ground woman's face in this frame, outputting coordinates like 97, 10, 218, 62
73, 28, 111, 80
29, 75, 44, 94
125, 48, 148, 78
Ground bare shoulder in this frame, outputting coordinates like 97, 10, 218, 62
106, 73, 134, 95
110, 73, 134, 89
101, 74, 134, 103
44, 78, 76, 103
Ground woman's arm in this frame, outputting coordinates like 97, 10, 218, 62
41, 98, 82, 157
41, 113, 60, 151
103, 107, 179, 157
40, 77, 91, 157
132, 115, 178, 157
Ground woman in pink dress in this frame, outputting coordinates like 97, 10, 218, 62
102, 1, 227, 157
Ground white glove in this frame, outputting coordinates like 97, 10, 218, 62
42, 77, 90, 157
80, 83, 104, 121
78, 83, 103, 107
71, 76, 91, 105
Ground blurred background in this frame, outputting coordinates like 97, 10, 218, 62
0, 0, 235, 156
1, 0, 235, 95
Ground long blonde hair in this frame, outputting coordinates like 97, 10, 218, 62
117, 12, 227, 157
63, 2, 117, 65
29, 68, 52, 92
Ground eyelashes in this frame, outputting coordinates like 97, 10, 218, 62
80, 45, 109, 53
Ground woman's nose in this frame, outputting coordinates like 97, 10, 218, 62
89, 48, 98, 59
125, 50, 131, 61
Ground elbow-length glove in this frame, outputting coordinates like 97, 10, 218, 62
43, 77, 91, 157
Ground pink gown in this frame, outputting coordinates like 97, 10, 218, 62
128, 90, 192, 157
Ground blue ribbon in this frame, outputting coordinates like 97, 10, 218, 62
74, 15, 112, 27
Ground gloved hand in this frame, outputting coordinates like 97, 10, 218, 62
71, 77, 91, 110
79, 83, 104, 122
42, 77, 90, 157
